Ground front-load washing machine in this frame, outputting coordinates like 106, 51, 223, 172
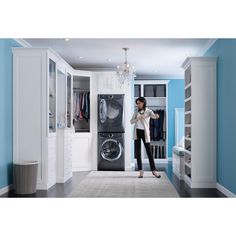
98, 94, 124, 133
98, 132, 124, 171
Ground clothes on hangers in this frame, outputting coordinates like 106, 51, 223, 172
149, 109, 166, 141
73, 91, 90, 122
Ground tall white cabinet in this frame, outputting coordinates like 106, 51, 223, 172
13, 48, 73, 189
182, 57, 217, 188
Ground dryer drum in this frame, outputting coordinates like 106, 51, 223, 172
100, 139, 123, 162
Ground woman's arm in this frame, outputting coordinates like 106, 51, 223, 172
150, 110, 159, 119
130, 112, 138, 124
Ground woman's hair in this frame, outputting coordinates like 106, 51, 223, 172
135, 97, 146, 111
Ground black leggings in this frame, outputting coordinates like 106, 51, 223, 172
135, 129, 156, 171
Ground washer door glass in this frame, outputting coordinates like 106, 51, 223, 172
100, 139, 122, 162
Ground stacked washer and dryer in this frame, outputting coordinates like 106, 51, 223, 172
97, 94, 125, 171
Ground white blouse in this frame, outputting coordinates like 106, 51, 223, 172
130, 108, 159, 143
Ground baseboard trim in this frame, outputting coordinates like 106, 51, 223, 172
56, 174, 73, 183
216, 183, 236, 198
73, 167, 92, 172
0, 184, 13, 196
125, 162, 135, 171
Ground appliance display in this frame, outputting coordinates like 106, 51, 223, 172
98, 94, 124, 133
98, 133, 124, 171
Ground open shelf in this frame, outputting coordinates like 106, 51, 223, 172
185, 111, 191, 115
185, 162, 191, 168
184, 96, 191, 103
185, 83, 191, 90
185, 149, 191, 155
184, 174, 192, 186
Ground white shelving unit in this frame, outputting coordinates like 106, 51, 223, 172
182, 57, 217, 188
134, 80, 170, 164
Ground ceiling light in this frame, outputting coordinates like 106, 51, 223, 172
64, 38, 70, 41
116, 48, 136, 86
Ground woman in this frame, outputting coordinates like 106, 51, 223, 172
130, 97, 161, 178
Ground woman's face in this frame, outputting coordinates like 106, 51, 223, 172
136, 100, 144, 110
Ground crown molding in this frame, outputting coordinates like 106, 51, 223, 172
14, 38, 32, 47
198, 38, 218, 56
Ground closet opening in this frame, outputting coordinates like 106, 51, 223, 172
73, 76, 90, 132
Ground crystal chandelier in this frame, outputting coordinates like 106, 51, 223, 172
116, 48, 136, 85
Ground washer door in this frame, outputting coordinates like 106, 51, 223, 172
100, 138, 123, 162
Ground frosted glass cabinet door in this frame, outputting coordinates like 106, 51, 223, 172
49, 59, 56, 133
67, 72, 72, 128
57, 69, 66, 128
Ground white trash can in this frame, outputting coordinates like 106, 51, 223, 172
13, 161, 38, 194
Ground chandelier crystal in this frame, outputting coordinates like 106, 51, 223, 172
116, 48, 136, 85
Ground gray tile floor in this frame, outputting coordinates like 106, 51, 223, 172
1, 163, 226, 197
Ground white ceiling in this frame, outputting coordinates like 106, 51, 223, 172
24, 38, 214, 77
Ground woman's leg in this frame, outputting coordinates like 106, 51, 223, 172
135, 130, 142, 171
143, 142, 156, 171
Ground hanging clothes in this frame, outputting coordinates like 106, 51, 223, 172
73, 91, 90, 122
149, 109, 166, 141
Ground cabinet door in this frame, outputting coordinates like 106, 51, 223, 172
57, 69, 66, 128
134, 84, 141, 97
144, 84, 166, 97
49, 59, 56, 133
72, 134, 91, 171
97, 72, 125, 93
67, 72, 72, 128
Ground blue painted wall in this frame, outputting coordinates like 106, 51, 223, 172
205, 39, 236, 194
167, 79, 184, 157
175, 108, 184, 145
0, 39, 21, 189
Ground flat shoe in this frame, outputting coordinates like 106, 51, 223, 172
152, 172, 161, 178
154, 174, 161, 178
138, 171, 144, 178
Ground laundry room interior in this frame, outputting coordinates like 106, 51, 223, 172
2, 1, 236, 235
0, 38, 236, 198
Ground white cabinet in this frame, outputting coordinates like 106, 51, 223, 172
57, 129, 73, 182
56, 67, 73, 183
13, 48, 133, 181
72, 133, 92, 171
96, 71, 125, 94
13, 48, 73, 189
182, 57, 217, 188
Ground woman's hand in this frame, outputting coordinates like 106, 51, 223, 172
156, 114, 160, 119
137, 115, 145, 120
